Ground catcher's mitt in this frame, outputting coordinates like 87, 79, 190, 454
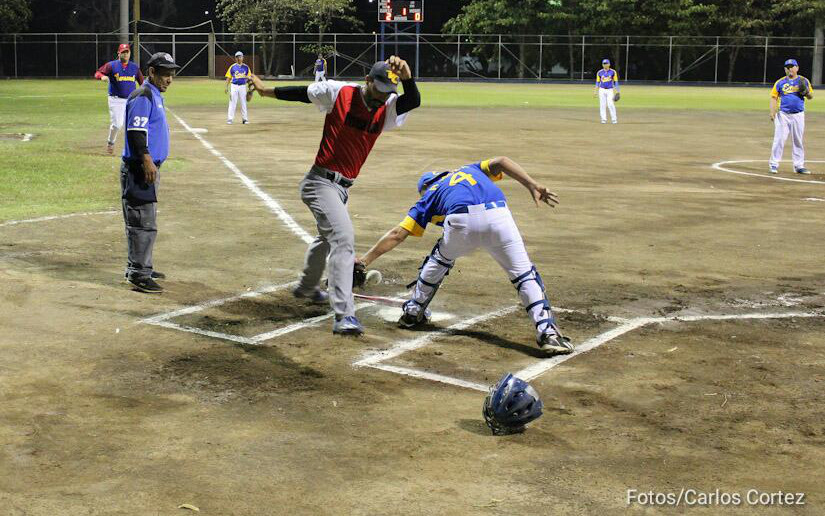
353, 262, 367, 288
613, 91, 621, 102
797, 76, 810, 98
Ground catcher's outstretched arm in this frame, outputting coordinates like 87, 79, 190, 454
487, 157, 560, 208
360, 226, 410, 267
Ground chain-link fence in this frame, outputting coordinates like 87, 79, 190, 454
0, 32, 818, 84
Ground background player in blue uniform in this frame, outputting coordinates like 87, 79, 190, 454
594, 59, 619, 124
769, 58, 813, 174
359, 157, 573, 355
225, 51, 251, 124
95, 43, 143, 154
314, 53, 327, 82
121, 52, 180, 293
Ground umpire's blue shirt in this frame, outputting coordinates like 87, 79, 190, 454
123, 82, 170, 163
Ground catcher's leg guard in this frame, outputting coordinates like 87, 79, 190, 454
403, 239, 454, 320
511, 266, 561, 340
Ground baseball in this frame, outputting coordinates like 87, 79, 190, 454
365, 269, 382, 286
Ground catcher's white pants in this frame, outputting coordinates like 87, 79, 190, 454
227, 83, 248, 122
315, 71, 326, 82
599, 87, 617, 123
409, 206, 560, 340
770, 111, 805, 170
107, 96, 127, 144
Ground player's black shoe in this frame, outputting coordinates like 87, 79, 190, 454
124, 270, 165, 280
795, 167, 811, 175
129, 275, 163, 294
398, 310, 431, 329
538, 332, 574, 355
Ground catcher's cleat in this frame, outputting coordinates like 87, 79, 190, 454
333, 315, 363, 336
292, 286, 329, 305
769, 164, 779, 174
538, 332, 573, 355
398, 309, 431, 329
795, 167, 811, 175
129, 275, 163, 294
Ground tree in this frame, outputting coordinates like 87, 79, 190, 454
443, 0, 563, 78
0, 0, 32, 32
0, 0, 32, 76
708, 0, 773, 82
774, 0, 825, 84
217, 0, 303, 76
302, 0, 362, 53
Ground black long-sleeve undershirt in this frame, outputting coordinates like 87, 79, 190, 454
272, 78, 421, 114
126, 130, 149, 158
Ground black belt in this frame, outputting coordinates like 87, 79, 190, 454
312, 167, 354, 188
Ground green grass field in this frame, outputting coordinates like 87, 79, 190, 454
0, 78, 810, 221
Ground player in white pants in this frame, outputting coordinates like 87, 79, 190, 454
225, 51, 251, 124
769, 58, 813, 174
594, 58, 619, 124
359, 157, 573, 355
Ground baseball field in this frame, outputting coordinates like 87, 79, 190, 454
2, 79, 824, 514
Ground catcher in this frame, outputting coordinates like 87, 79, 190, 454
357, 157, 573, 355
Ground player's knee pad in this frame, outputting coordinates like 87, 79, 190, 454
406, 239, 454, 310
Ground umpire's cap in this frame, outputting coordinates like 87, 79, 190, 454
146, 52, 181, 71
368, 61, 399, 93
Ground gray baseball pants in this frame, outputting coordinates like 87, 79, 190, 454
298, 168, 355, 318
120, 162, 158, 280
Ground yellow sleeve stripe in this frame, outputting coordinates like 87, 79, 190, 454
481, 159, 503, 182
225, 67, 232, 78
400, 216, 425, 237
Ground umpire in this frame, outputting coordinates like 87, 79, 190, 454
121, 52, 180, 293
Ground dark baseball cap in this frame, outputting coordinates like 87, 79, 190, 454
784, 58, 799, 68
146, 52, 180, 70
368, 61, 399, 93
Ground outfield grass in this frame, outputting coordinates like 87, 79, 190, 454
0, 78, 813, 221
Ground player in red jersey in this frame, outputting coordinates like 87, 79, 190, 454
249, 56, 420, 335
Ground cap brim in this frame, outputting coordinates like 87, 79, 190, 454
152, 63, 181, 70
373, 79, 397, 93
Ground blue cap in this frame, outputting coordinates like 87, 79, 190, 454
602, 59, 610, 65
784, 58, 798, 67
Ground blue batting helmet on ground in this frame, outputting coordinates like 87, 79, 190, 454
482, 372, 543, 435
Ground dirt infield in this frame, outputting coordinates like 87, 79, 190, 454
2, 99, 825, 515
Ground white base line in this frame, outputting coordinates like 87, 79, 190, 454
711, 159, 825, 185
140, 281, 296, 325
170, 110, 314, 244
152, 320, 257, 345
353, 305, 520, 367
0, 210, 118, 228
516, 310, 823, 382
367, 364, 488, 392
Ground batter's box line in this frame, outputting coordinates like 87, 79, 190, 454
358, 309, 824, 392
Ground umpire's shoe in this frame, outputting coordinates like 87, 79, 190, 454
293, 286, 329, 305
129, 275, 164, 294
333, 315, 363, 336
538, 332, 574, 355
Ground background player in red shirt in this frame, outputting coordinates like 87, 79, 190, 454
249, 56, 420, 335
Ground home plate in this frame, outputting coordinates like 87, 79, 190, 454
373, 306, 456, 323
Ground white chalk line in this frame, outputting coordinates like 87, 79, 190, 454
515, 309, 824, 382
711, 159, 825, 185
0, 210, 119, 228
367, 364, 488, 392
353, 305, 520, 367
170, 110, 314, 244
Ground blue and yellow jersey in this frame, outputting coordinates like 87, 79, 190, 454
400, 160, 507, 237
226, 63, 251, 85
596, 68, 618, 89
315, 58, 327, 73
772, 76, 810, 114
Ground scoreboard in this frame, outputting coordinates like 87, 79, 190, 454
378, 1, 424, 22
